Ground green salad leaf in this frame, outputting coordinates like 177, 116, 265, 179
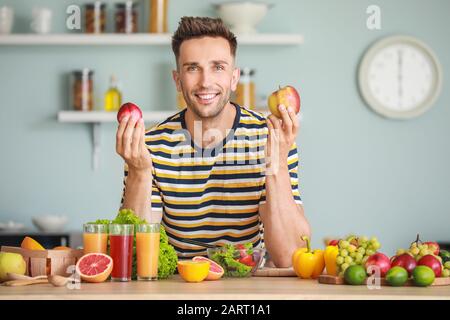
210, 244, 253, 277
88, 209, 178, 279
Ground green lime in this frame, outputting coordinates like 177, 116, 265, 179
386, 266, 408, 287
412, 266, 435, 287
344, 265, 367, 285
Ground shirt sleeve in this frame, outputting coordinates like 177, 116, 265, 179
259, 142, 303, 205
119, 163, 163, 213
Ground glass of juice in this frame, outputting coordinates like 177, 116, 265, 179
109, 224, 134, 282
136, 223, 160, 281
83, 224, 108, 254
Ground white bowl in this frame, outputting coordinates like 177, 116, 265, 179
213, 1, 273, 34
32, 215, 68, 232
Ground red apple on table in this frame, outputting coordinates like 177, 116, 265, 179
117, 102, 143, 123
365, 253, 391, 277
267, 86, 300, 118
417, 255, 442, 277
391, 253, 417, 276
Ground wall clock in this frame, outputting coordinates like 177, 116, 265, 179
359, 35, 442, 119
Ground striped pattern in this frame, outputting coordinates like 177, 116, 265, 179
121, 103, 302, 258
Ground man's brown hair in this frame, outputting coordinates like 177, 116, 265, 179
172, 16, 237, 65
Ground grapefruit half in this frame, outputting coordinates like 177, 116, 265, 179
193, 256, 224, 280
75, 253, 113, 283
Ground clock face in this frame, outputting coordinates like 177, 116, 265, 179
359, 36, 442, 119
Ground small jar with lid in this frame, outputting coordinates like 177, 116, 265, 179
84, 2, 106, 33
71, 69, 94, 111
235, 67, 256, 109
115, 1, 138, 33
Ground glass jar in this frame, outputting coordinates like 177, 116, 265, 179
115, 1, 138, 33
84, 2, 106, 33
71, 69, 94, 111
235, 67, 256, 109
149, 0, 168, 33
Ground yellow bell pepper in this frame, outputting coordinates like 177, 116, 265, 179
324, 245, 339, 276
292, 236, 325, 279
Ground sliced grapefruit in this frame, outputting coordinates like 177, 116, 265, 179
193, 256, 224, 280
75, 253, 113, 283
21, 236, 45, 250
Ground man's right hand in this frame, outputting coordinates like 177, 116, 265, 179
116, 115, 152, 174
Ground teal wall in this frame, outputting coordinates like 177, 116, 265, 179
1, 0, 449, 254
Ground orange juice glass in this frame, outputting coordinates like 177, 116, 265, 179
83, 224, 108, 254
136, 223, 160, 281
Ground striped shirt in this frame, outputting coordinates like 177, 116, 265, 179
121, 103, 302, 258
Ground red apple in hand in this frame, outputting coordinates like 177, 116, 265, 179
117, 102, 143, 123
418, 255, 442, 277
391, 253, 417, 276
267, 85, 300, 118
365, 253, 391, 277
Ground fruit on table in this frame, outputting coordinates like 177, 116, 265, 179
328, 239, 339, 246
21, 236, 45, 250
0, 252, 26, 282
267, 85, 300, 118
397, 234, 440, 262
365, 252, 391, 277
412, 266, 435, 287
75, 253, 113, 283
335, 235, 381, 276
192, 256, 224, 281
385, 266, 408, 287
324, 244, 339, 276
439, 250, 450, 263
53, 246, 71, 250
391, 253, 417, 276
344, 265, 367, 285
177, 260, 210, 283
117, 102, 143, 123
292, 236, 324, 279
417, 255, 442, 278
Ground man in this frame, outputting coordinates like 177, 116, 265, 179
116, 17, 310, 267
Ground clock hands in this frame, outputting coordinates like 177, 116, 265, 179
397, 47, 403, 109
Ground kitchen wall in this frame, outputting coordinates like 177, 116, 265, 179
0, 0, 449, 254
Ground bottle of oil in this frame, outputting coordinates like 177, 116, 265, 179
104, 75, 122, 111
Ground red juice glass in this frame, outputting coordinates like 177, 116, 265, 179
109, 224, 134, 282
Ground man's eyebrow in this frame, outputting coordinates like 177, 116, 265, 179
182, 62, 199, 67
211, 60, 229, 65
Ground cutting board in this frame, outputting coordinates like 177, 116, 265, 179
254, 267, 297, 277
319, 274, 450, 286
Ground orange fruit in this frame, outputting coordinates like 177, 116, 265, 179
75, 253, 113, 283
192, 256, 224, 280
21, 236, 45, 250
177, 260, 210, 283
53, 246, 71, 250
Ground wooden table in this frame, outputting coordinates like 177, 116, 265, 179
1, 276, 449, 300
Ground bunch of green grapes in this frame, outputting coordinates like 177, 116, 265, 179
443, 262, 450, 277
335, 235, 381, 276
396, 243, 441, 262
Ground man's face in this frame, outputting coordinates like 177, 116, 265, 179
173, 37, 240, 119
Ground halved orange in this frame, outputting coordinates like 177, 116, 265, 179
177, 260, 210, 283
21, 236, 45, 250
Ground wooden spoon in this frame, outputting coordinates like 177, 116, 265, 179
48, 275, 70, 287
7, 273, 47, 281
3, 279, 49, 287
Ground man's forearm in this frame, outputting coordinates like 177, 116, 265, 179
261, 166, 310, 267
120, 169, 156, 223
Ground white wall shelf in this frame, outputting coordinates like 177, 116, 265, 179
0, 33, 304, 46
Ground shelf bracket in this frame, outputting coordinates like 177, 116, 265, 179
91, 122, 101, 171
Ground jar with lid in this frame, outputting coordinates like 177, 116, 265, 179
115, 1, 138, 33
84, 2, 106, 33
235, 67, 256, 109
71, 69, 94, 111
149, 0, 168, 33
